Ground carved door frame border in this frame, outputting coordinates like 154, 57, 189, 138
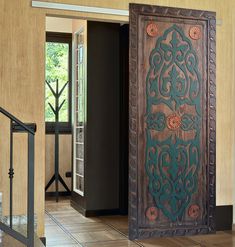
128, 3, 216, 240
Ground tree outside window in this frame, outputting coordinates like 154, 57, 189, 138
45, 32, 72, 133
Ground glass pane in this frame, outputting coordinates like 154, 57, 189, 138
76, 159, 84, 176
79, 46, 83, 63
78, 96, 83, 112
45, 42, 69, 122
76, 175, 84, 192
76, 143, 84, 159
77, 80, 83, 96
76, 128, 84, 143
78, 63, 84, 79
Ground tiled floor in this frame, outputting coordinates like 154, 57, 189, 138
45, 198, 235, 247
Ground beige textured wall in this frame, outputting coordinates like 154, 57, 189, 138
0, 0, 45, 237
232, 3, 235, 223
46, 16, 72, 33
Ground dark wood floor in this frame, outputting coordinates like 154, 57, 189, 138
45, 198, 234, 247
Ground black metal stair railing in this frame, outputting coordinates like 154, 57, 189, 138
0, 107, 36, 247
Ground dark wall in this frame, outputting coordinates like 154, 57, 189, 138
119, 24, 129, 214
86, 21, 120, 210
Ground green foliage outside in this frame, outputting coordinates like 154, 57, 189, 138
45, 42, 69, 122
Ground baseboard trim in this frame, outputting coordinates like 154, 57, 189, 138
45, 191, 71, 197
40, 237, 46, 246
71, 201, 120, 217
216, 205, 233, 231
71, 200, 86, 216
85, 208, 120, 217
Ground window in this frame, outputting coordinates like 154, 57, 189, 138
74, 29, 86, 195
45, 32, 72, 133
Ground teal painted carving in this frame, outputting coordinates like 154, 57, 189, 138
146, 112, 166, 131
145, 24, 202, 222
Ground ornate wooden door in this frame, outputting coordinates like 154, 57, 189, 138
129, 4, 216, 239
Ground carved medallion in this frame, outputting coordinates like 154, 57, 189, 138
189, 26, 201, 40
146, 207, 158, 221
166, 114, 182, 130
188, 204, 200, 219
146, 23, 158, 37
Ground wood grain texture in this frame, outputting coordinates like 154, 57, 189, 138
129, 3, 216, 240
44, 199, 235, 247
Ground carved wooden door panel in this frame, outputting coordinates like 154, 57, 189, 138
129, 4, 216, 240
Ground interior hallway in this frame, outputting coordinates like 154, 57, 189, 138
45, 198, 235, 247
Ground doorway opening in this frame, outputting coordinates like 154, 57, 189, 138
44, 16, 129, 219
